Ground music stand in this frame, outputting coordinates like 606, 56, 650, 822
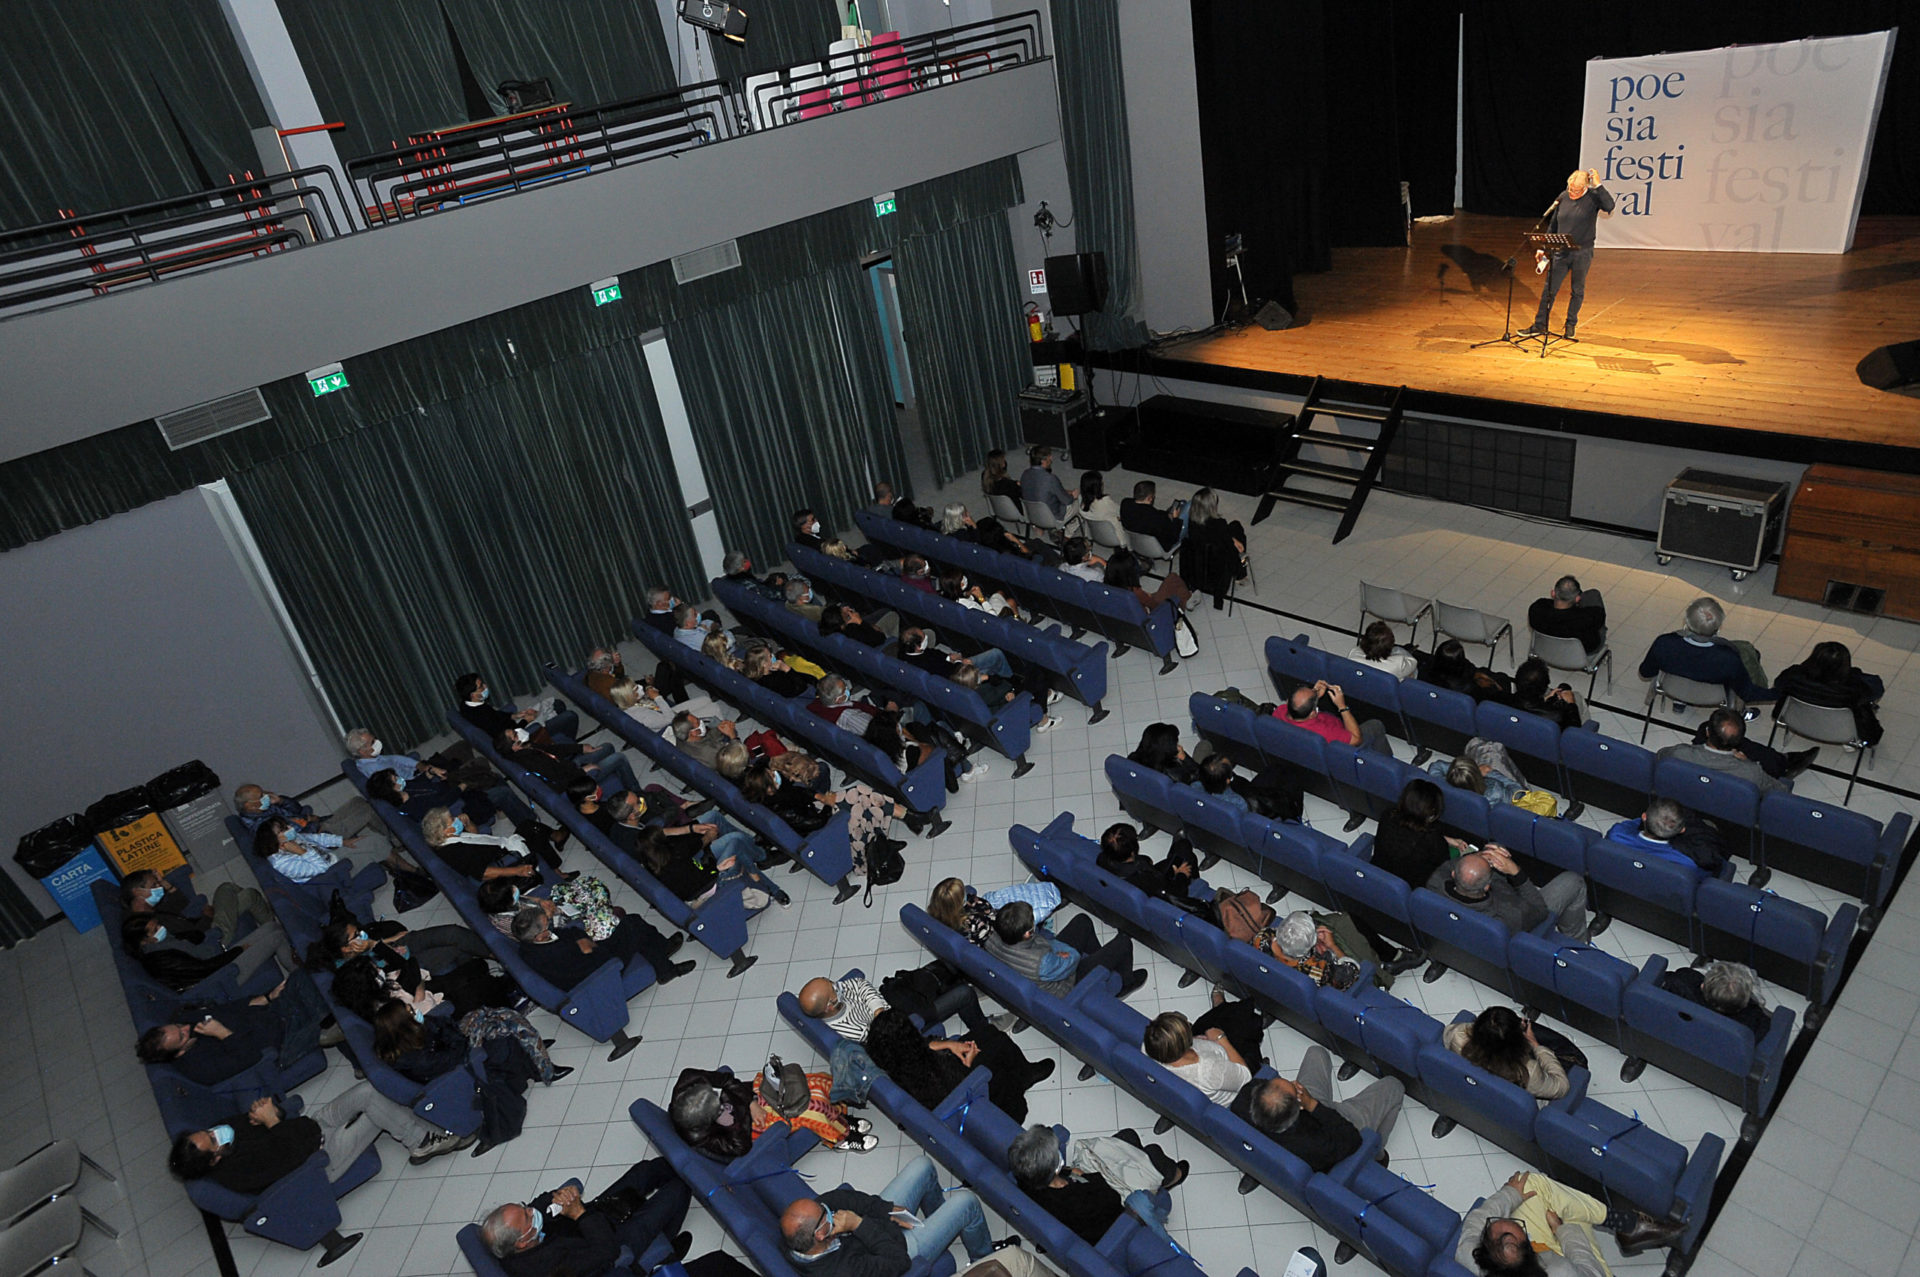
1471, 232, 1578, 355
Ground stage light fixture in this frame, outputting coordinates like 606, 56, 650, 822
678, 0, 748, 43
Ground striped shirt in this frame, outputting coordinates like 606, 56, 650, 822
824, 977, 888, 1042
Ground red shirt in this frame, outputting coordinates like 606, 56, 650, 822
1275, 707, 1351, 743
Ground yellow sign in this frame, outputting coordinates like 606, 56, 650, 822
96, 813, 186, 877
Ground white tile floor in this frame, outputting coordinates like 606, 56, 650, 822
18, 472, 1920, 1277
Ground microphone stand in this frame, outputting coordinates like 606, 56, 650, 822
1469, 193, 1564, 353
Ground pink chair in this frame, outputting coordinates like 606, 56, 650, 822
867, 32, 913, 99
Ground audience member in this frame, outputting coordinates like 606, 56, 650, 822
135, 971, 336, 1084
982, 449, 1020, 499
511, 897, 695, 988
1510, 658, 1583, 730
864, 1007, 1054, 1124
1129, 721, 1201, 785
479, 1159, 693, 1276
1603, 796, 1725, 875
455, 673, 605, 769
1419, 639, 1494, 698
941, 502, 1041, 561
818, 603, 891, 646
1231, 1044, 1404, 1172
1094, 824, 1200, 907
1425, 741, 1533, 808
497, 728, 641, 804
1442, 1006, 1580, 1100
672, 1062, 871, 1155
779, 1153, 1000, 1277
797, 963, 1010, 1041
1528, 575, 1607, 654
1275, 683, 1390, 829
233, 783, 378, 844
374, 999, 565, 1155
1019, 445, 1075, 520
743, 647, 819, 697
347, 727, 511, 828
253, 815, 393, 883
1177, 488, 1248, 604
169, 1086, 473, 1197
1119, 480, 1186, 549
899, 554, 937, 592
1654, 960, 1773, 1039
1076, 470, 1122, 529
123, 909, 289, 992
674, 602, 724, 651
1637, 596, 1775, 704
1773, 639, 1885, 745
981, 900, 1145, 998
1255, 909, 1368, 988
1656, 706, 1814, 789
120, 867, 271, 947
1104, 548, 1193, 613
739, 761, 900, 901
1059, 536, 1107, 582
1142, 992, 1267, 1103
928, 878, 1063, 945
307, 915, 517, 1016
672, 712, 739, 770
607, 675, 723, 734
642, 585, 681, 632
666, 1066, 757, 1161
938, 567, 1024, 620
785, 576, 826, 623
796, 973, 892, 1042
1456, 1171, 1683, 1273
1347, 620, 1419, 680
1369, 779, 1465, 888
792, 508, 826, 550
1007, 1125, 1185, 1245
721, 550, 788, 603
1426, 849, 1605, 943
419, 808, 554, 881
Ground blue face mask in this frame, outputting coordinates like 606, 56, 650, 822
356, 931, 368, 944
209, 1124, 234, 1148
451, 818, 464, 836
145, 887, 166, 906
412, 1006, 425, 1024
510, 888, 521, 904
526, 1209, 545, 1243
151, 926, 168, 943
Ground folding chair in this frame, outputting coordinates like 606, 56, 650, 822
988, 493, 1028, 535
1434, 600, 1514, 667
1768, 696, 1873, 803
1640, 670, 1735, 743
1529, 630, 1613, 702
1359, 582, 1432, 647
1126, 529, 1175, 576
0, 1141, 116, 1240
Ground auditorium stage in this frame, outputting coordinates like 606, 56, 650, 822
1121, 213, 1920, 469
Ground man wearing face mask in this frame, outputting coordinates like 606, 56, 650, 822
723, 549, 789, 601
671, 712, 740, 771
120, 868, 272, 945
232, 783, 382, 846
135, 969, 339, 1084
345, 727, 520, 830
455, 673, 614, 771
793, 507, 828, 551
785, 576, 827, 624
478, 1158, 693, 1276
495, 728, 642, 806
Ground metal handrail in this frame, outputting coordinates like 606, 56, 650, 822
0, 165, 351, 253
750, 11, 1043, 126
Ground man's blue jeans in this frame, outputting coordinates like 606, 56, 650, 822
884, 1154, 992, 1261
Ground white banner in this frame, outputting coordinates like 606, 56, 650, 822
1577, 31, 1895, 253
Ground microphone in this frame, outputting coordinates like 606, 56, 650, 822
1541, 194, 1562, 219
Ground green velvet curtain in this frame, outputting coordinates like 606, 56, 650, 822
278, 0, 471, 158
1048, 0, 1150, 349
228, 339, 700, 746
441, 0, 677, 112
700, 0, 841, 83
0, 0, 267, 231
893, 214, 1029, 486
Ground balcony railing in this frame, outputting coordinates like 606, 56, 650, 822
0, 11, 1045, 319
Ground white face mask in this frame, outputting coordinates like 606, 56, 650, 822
512, 728, 530, 743
368, 739, 384, 756
809, 521, 821, 535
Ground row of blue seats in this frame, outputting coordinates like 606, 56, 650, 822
1135, 715, 1857, 1015
341, 758, 656, 1058
851, 509, 1177, 675
1010, 814, 1724, 1256
715, 573, 1042, 770
898, 903, 1475, 1277
790, 540, 1112, 715
545, 662, 858, 892
1090, 767, 1797, 1123
1263, 634, 1910, 916
633, 619, 950, 816
773, 974, 1215, 1277
445, 709, 762, 978
91, 873, 371, 1256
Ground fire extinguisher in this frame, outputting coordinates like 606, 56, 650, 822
1026, 303, 1044, 342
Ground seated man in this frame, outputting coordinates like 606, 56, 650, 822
1426, 849, 1606, 943
1655, 959, 1774, 1039
121, 868, 272, 946
1095, 824, 1199, 905
1603, 795, 1725, 875
793, 507, 827, 550
124, 905, 291, 991
796, 968, 1010, 1042
896, 628, 1037, 698
1656, 706, 1814, 790
780, 1155, 1001, 1277
478, 1158, 693, 1277
497, 728, 641, 804
253, 815, 406, 881
135, 970, 337, 1085
642, 585, 681, 633
1347, 621, 1419, 680
233, 783, 379, 844
1019, 445, 1076, 520
458, 673, 612, 771
1231, 1044, 1403, 1172
1456, 1171, 1684, 1274
1008, 1125, 1183, 1246
583, 647, 627, 698
950, 665, 1059, 733
344, 727, 511, 828
786, 576, 827, 624
723, 550, 788, 601
809, 675, 892, 735
872, 481, 936, 530
1059, 536, 1108, 583
1638, 596, 1775, 705
982, 900, 1146, 999
1527, 575, 1608, 654
1119, 480, 1185, 549
511, 897, 695, 989
819, 604, 889, 648
673, 602, 722, 651
899, 555, 937, 592
1276, 682, 1389, 830
672, 711, 739, 770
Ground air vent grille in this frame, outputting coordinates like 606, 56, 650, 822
154, 389, 271, 450
672, 239, 742, 284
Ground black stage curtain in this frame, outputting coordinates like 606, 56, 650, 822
1463, 2, 1920, 216
278, 0, 471, 158
701, 0, 840, 84
442, 0, 677, 112
1393, 2, 1462, 219
0, 0, 267, 232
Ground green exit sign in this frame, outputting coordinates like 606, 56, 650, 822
306, 363, 347, 397
873, 192, 897, 218
591, 276, 622, 306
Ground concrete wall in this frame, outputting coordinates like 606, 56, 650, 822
0, 59, 1060, 462
0, 488, 341, 913
1116, 0, 1212, 335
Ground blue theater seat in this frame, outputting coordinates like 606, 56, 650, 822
1560, 728, 1656, 820
1620, 955, 1794, 1128
1757, 791, 1909, 916
1398, 680, 1478, 766
1692, 878, 1855, 1015
1505, 929, 1634, 1051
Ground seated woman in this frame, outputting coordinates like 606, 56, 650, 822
1129, 722, 1201, 786
864, 1007, 1054, 1124
1418, 639, 1512, 703
927, 877, 1064, 946
1104, 549, 1193, 614
740, 761, 904, 900
331, 952, 441, 1023
1077, 469, 1123, 530
307, 916, 517, 1016
1425, 743, 1532, 808
1347, 620, 1419, 680
668, 1064, 875, 1157
742, 646, 822, 698
476, 878, 525, 935
420, 808, 546, 881
940, 501, 1037, 561
937, 568, 1024, 621
700, 630, 744, 672
1654, 960, 1774, 1038
1510, 657, 1583, 729
632, 819, 791, 910
1176, 487, 1248, 604
1773, 640, 1885, 745
1218, 905, 1371, 990
1369, 779, 1465, 887
606, 674, 723, 733
1142, 992, 1266, 1104
372, 997, 566, 1154
1095, 824, 1201, 908
1008, 1124, 1186, 1246
981, 448, 1020, 500
1442, 1005, 1582, 1100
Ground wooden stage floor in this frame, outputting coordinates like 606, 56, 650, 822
1161, 213, 1920, 452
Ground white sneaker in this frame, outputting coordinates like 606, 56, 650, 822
1033, 716, 1060, 733
1045, 689, 1063, 706
960, 765, 990, 784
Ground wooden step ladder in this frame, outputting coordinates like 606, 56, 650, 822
1252, 378, 1407, 544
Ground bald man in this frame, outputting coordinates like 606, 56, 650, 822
1425, 848, 1604, 942
1519, 167, 1614, 340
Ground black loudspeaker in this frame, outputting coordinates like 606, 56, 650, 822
1254, 300, 1293, 331
1858, 340, 1920, 392
1044, 252, 1109, 316
1069, 407, 1134, 471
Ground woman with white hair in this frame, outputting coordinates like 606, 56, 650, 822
1176, 487, 1249, 605
1656, 960, 1773, 1038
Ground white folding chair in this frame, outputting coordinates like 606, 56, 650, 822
1433, 599, 1515, 667
1769, 696, 1872, 802
1022, 499, 1073, 543
0, 1141, 116, 1240
0, 1196, 90, 1277
1359, 582, 1432, 647
742, 72, 784, 130
1085, 518, 1126, 556
987, 493, 1028, 535
1641, 670, 1736, 743
1528, 630, 1613, 702
1126, 530, 1175, 576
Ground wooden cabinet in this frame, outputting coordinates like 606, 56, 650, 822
1776, 465, 1920, 621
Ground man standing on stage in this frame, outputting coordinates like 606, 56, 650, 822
1519, 168, 1613, 340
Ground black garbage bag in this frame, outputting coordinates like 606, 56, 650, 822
84, 787, 154, 836
13, 815, 92, 878
146, 760, 222, 809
